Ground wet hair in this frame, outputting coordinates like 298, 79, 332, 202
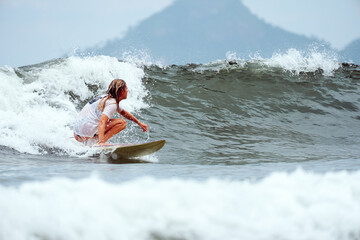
99, 79, 127, 113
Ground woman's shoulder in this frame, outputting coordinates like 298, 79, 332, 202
105, 97, 116, 105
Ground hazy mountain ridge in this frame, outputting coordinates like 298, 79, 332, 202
86, 0, 334, 64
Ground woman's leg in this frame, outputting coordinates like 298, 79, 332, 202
74, 118, 127, 144
102, 118, 127, 142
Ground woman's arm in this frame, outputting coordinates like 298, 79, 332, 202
120, 109, 149, 132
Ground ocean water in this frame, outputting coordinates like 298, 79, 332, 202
0, 49, 360, 239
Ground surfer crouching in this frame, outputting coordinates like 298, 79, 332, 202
73, 79, 148, 146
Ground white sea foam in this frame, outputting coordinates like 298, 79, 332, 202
122, 50, 164, 67
0, 169, 359, 240
0, 56, 149, 155
260, 48, 341, 76
199, 48, 341, 77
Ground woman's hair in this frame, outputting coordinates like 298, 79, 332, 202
99, 79, 127, 113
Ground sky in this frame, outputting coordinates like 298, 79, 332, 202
0, 0, 174, 67
242, 0, 360, 50
1, 0, 360, 67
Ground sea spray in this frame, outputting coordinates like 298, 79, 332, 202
263, 48, 340, 76
0, 169, 359, 240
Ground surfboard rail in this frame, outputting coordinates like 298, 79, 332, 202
96, 139, 166, 160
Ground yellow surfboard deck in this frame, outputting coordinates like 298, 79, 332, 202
97, 139, 166, 160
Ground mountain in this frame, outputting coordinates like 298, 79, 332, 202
88, 0, 325, 64
341, 39, 360, 64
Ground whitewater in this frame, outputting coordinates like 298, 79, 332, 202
0, 49, 359, 240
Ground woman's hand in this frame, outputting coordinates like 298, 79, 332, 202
138, 122, 149, 132
120, 109, 149, 132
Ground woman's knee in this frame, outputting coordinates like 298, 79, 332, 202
115, 118, 127, 129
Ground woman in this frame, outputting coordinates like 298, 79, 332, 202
74, 79, 148, 146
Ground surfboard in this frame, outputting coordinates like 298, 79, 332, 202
96, 139, 165, 161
